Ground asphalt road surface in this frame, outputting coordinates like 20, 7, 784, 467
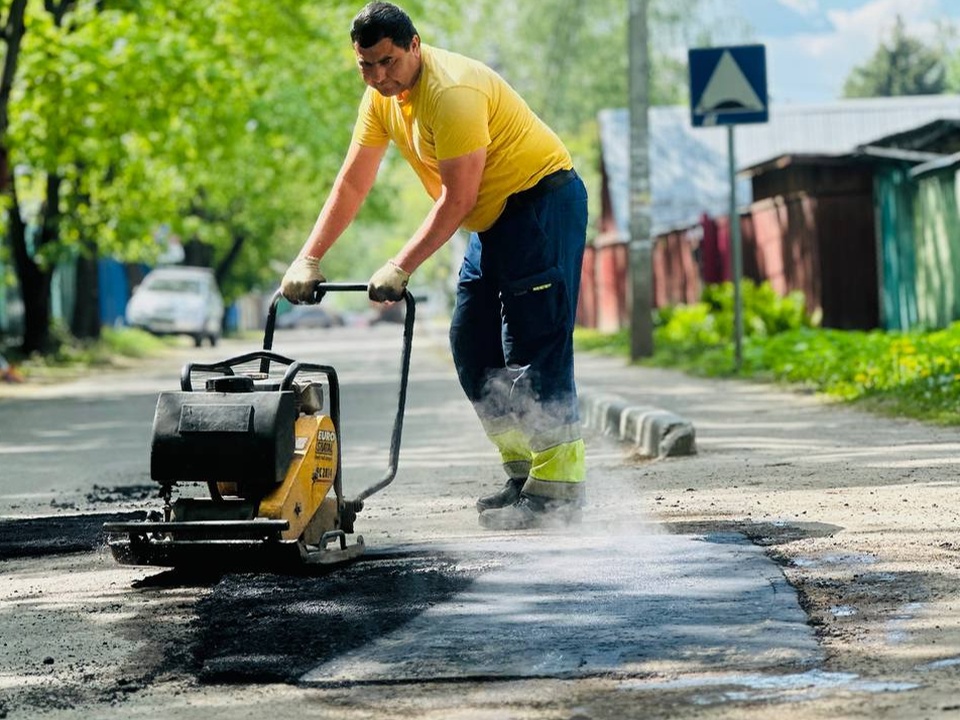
0, 321, 952, 719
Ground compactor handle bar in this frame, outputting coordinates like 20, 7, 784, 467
263, 283, 415, 507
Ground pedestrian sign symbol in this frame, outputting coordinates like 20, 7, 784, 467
689, 45, 768, 127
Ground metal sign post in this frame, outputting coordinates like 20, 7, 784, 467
727, 126, 743, 369
688, 44, 768, 371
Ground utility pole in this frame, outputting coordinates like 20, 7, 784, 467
628, 0, 654, 359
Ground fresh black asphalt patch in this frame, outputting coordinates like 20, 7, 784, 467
192, 550, 495, 684
0, 511, 146, 560
0, 484, 158, 560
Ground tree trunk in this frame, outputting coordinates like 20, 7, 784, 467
0, 3, 28, 196
15, 174, 64, 353
124, 263, 148, 293
71, 246, 101, 340
8, 188, 53, 354
2, 1, 45, 353
215, 232, 245, 288
183, 238, 214, 268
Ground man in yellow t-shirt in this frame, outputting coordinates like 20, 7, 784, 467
281, 1, 588, 530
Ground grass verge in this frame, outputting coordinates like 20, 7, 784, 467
3, 327, 177, 383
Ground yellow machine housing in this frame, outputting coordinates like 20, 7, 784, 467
256, 414, 339, 542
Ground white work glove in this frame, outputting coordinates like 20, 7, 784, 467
281, 256, 326, 304
368, 260, 410, 303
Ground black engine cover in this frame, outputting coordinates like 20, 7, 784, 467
151, 390, 296, 489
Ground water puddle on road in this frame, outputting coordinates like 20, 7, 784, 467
620, 669, 919, 705
790, 552, 877, 568
922, 656, 960, 670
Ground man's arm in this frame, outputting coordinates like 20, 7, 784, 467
298, 141, 387, 259
367, 146, 485, 302
395, 146, 486, 272
282, 142, 386, 303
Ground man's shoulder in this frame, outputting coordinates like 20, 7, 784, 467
422, 43, 484, 68
422, 44, 493, 89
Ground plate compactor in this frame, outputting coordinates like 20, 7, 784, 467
104, 283, 414, 570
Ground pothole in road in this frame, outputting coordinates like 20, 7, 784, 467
2, 510, 943, 715
663, 518, 843, 547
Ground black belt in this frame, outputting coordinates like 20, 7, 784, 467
509, 168, 577, 207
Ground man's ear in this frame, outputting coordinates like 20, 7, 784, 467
411, 34, 421, 56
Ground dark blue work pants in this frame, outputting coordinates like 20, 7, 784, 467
449, 170, 588, 497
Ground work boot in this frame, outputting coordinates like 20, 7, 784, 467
478, 493, 582, 531
476, 477, 525, 513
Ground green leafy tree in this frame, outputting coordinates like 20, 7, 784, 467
3, 0, 372, 352
844, 15, 948, 98
443, 0, 748, 137
2, 0, 69, 354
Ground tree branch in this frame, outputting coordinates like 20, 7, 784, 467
44, 0, 76, 26
0, 0, 27, 136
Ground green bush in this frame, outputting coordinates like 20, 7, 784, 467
574, 281, 960, 425
101, 327, 171, 358
743, 325, 960, 423
665, 280, 809, 342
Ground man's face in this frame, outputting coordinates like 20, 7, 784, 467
354, 35, 421, 97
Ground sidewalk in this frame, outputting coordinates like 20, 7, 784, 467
575, 348, 960, 469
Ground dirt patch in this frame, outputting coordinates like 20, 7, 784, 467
643, 454, 960, 717
664, 516, 950, 664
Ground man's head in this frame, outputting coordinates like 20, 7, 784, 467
351, 2, 422, 98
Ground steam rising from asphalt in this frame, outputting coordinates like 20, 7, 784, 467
474, 365, 662, 539
475, 363, 580, 441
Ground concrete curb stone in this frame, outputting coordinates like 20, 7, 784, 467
579, 390, 697, 458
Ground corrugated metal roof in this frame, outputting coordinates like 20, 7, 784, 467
600, 94, 960, 236
739, 153, 857, 176
909, 150, 960, 179
854, 117, 960, 152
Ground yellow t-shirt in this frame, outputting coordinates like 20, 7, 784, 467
351, 44, 572, 232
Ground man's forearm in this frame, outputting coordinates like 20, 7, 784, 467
299, 181, 367, 260
298, 142, 385, 260
394, 192, 474, 272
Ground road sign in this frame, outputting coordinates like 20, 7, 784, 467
689, 45, 767, 127
688, 45, 768, 371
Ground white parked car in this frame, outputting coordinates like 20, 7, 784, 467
126, 266, 224, 347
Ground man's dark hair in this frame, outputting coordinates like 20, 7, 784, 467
351, 2, 418, 49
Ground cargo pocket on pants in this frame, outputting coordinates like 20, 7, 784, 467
501, 267, 567, 346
